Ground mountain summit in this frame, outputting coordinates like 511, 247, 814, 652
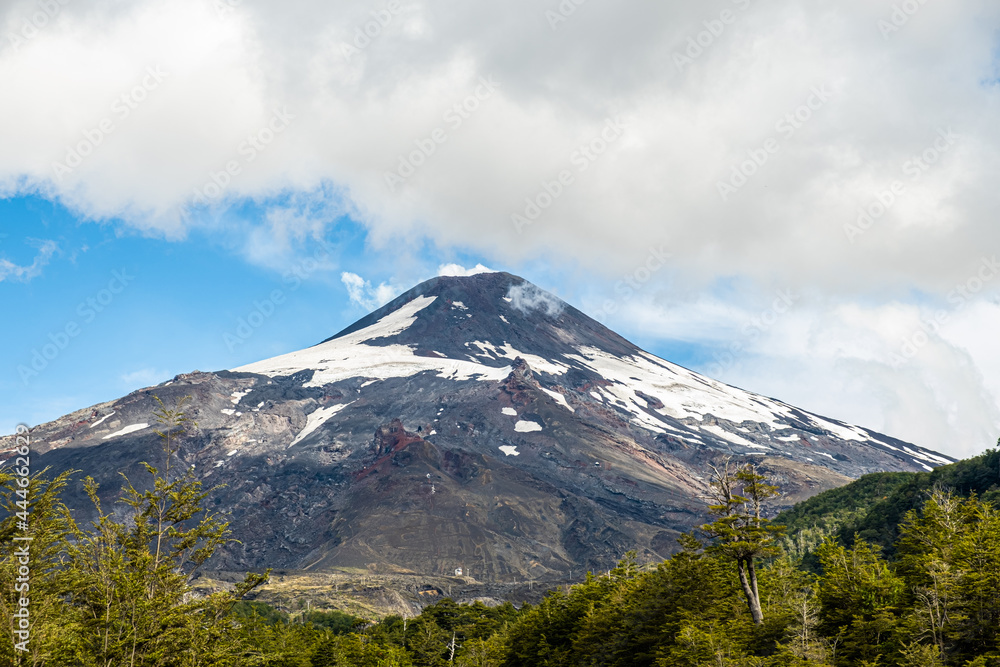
4, 272, 952, 582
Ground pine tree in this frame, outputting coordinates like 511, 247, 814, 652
702, 460, 784, 625
62, 395, 269, 666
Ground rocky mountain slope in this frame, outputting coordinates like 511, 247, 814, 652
1, 272, 953, 584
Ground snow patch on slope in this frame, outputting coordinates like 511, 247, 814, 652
289, 401, 355, 448
236, 297, 513, 387
540, 387, 574, 412
902, 446, 952, 465
90, 412, 115, 428
514, 420, 543, 433
102, 423, 149, 440
805, 415, 868, 442
699, 424, 767, 449
468, 340, 570, 376
567, 346, 796, 430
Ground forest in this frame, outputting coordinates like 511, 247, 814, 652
2, 400, 1000, 666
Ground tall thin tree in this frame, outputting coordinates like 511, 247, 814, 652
701, 459, 784, 624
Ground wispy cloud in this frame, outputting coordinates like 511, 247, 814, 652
507, 282, 565, 317
119, 367, 170, 388
607, 291, 1000, 458
0, 239, 57, 282
341, 272, 402, 311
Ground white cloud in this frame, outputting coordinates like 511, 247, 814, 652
606, 290, 1000, 459
1, 0, 997, 296
0, 239, 57, 282
3, 0, 1000, 457
437, 263, 495, 277
341, 272, 402, 311
507, 282, 565, 317
120, 368, 170, 388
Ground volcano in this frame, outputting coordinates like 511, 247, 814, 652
1, 272, 952, 583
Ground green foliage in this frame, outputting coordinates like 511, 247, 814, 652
0, 468, 83, 666
702, 460, 784, 624
0, 398, 270, 666
814, 538, 905, 665
776, 473, 912, 560
455, 635, 506, 667
232, 600, 289, 625
820, 449, 999, 556
894, 490, 1000, 663
502, 558, 643, 667
773, 448, 1000, 573
53, 395, 271, 666
301, 609, 365, 634
309, 632, 412, 667
5, 430, 1000, 666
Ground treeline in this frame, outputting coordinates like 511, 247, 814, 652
500, 486, 1000, 666
227, 598, 517, 666
777, 448, 1000, 562
2, 397, 1000, 665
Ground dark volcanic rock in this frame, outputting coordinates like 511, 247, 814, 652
0, 272, 954, 584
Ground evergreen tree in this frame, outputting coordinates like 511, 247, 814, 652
62, 395, 268, 666
0, 468, 83, 666
895, 490, 1000, 663
702, 460, 784, 624
815, 537, 904, 665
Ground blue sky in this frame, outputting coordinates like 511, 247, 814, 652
0, 198, 468, 429
2, 0, 1000, 458
0, 197, 708, 435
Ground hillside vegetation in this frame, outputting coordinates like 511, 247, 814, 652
3, 411, 1000, 665
777, 448, 1000, 560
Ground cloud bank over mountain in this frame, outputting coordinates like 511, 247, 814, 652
2, 0, 999, 455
